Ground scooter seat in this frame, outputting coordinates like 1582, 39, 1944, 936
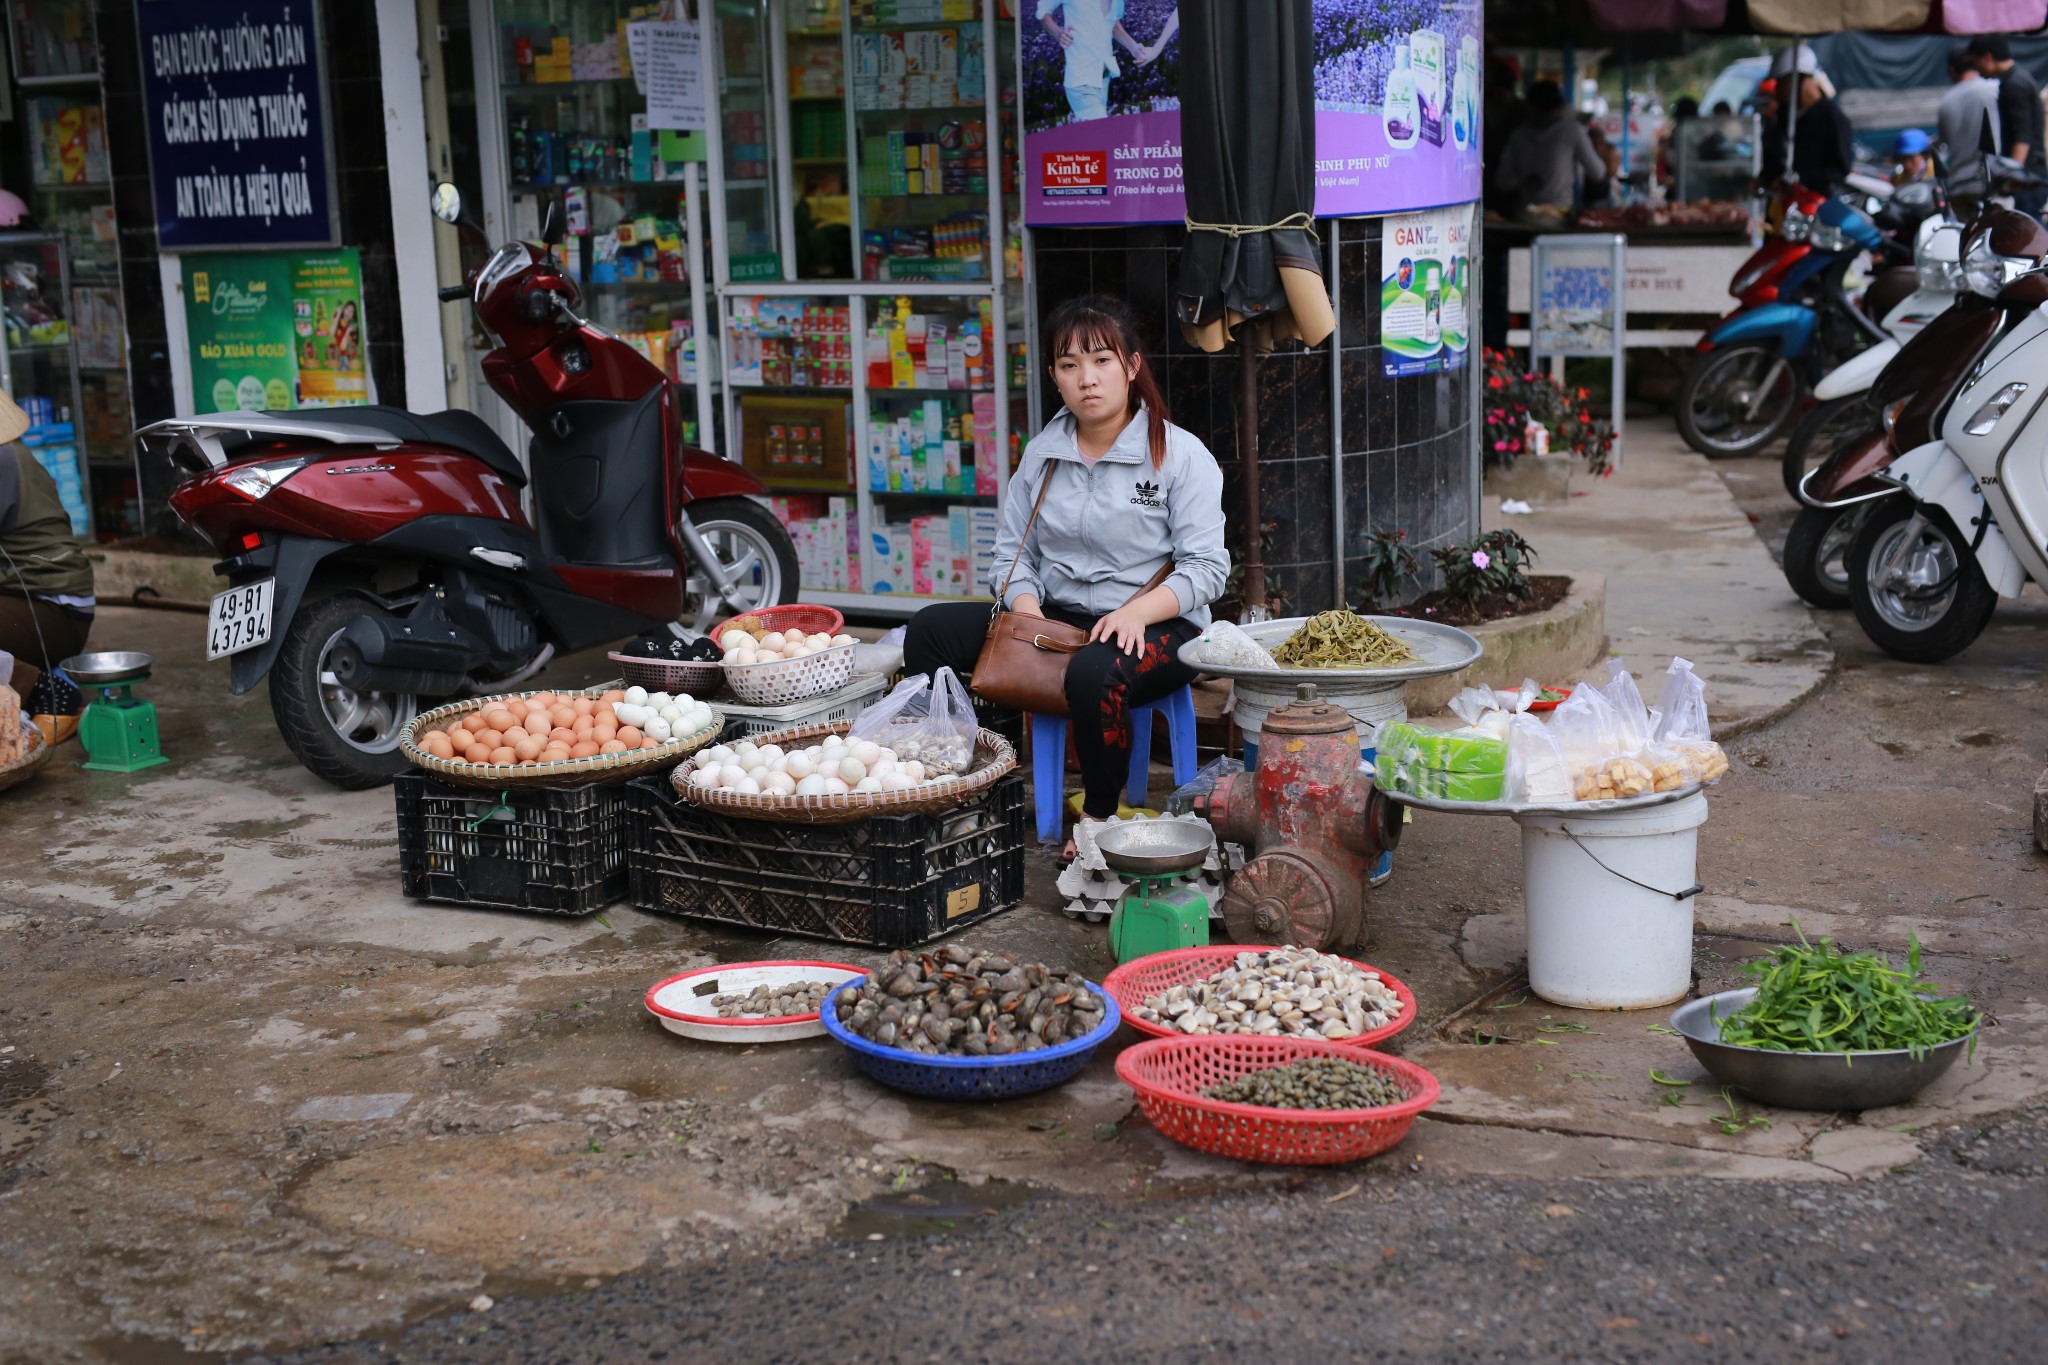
327, 406, 529, 488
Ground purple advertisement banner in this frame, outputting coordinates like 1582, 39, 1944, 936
1021, 0, 1483, 226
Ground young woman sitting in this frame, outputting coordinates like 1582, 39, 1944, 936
903, 294, 1228, 857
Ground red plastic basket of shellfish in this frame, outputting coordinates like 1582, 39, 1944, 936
1101, 947, 1417, 1049
1115, 1036, 1439, 1166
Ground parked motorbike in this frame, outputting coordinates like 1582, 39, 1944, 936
1779, 182, 1957, 497
141, 187, 800, 788
1840, 208, 2048, 660
1783, 291, 2006, 609
1677, 186, 1922, 460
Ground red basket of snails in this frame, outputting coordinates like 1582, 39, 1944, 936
1116, 1036, 1439, 1166
400, 686, 722, 789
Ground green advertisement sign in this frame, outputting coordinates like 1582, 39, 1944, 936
182, 249, 370, 411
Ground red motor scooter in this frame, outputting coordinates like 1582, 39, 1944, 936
142, 188, 799, 789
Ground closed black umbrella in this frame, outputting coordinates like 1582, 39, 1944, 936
1173, 0, 1334, 613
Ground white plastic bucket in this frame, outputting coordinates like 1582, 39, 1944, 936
1512, 791, 1709, 1009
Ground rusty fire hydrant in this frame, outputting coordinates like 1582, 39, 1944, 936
1192, 683, 1402, 949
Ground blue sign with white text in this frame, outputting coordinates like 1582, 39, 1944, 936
137, 0, 336, 250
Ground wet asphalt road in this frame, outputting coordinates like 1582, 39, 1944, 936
252, 1107, 2048, 1365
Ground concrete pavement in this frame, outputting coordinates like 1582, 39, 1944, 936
1480, 426, 1833, 736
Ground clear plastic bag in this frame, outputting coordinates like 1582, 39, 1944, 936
1598, 661, 1655, 755
1507, 712, 1571, 803
1192, 619, 1278, 670
850, 665, 979, 774
1166, 754, 1245, 815
1548, 682, 1650, 799
1649, 656, 1729, 785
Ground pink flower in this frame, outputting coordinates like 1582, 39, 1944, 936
1472, 550, 1491, 570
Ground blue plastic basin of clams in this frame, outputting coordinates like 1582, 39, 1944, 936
818, 977, 1123, 1100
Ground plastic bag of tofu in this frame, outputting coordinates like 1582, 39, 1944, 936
1649, 656, 1730, 787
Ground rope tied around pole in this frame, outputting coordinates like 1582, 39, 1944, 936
1183, 211, 1319, 241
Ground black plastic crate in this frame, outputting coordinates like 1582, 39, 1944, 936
625, 771, 1026, 946
395, 773, 631, 915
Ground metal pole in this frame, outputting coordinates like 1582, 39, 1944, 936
1783, 39, 1801, 182
1328, 218, 1344, 610
1238, 342, 1265, 615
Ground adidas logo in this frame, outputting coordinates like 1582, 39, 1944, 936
1130, 480, 1165, 509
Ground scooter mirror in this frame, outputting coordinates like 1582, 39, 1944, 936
540, 198, 565, 247
431, 182, 462, 224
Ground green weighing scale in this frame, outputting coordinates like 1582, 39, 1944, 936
1095, 821, 1215, 962
60, 651, 168, 773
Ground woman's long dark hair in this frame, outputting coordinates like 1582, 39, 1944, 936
1043, 294, 1170, 470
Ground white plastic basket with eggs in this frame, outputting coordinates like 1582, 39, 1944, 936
717, 619, 860, 706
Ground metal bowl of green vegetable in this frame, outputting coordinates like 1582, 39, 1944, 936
1672, 987, 1977, 1111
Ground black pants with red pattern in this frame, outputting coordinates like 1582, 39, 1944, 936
903, 600, 1201, 820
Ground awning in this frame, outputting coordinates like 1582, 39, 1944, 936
1747, 0, 1931, 31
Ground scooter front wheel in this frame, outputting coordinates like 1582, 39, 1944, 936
1676, 342, 1804, 459
681, 496, 801, 633
1844, 497, 1998, 663
268, 594, 422, 790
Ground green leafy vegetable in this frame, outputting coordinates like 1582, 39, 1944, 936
1271, 610, 1417, 668
1715, 923, 1977, 1059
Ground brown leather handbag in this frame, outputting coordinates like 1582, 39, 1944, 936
970, 467, 1172, 717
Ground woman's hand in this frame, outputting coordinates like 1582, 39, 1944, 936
1053, 21, 1075, 47
1089, 605, 1150, 656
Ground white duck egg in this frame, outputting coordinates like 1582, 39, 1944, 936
756, 744, 784, 764
706, 744, 735, 765
719, 764, 747, 786
648, 692, 673, 708
764, 772, 797, 795
848, 740, 882, 766
623, 685, 649, 705
838, 757, 867, 782
734, 777, 762, 795
644, 716, 673, 742
784, 754, 814, 780
821, 733, 846, 751
879, 773, 915, 792
871, 760, 897, 779
745, 765, 771, 783
794, 773, 828, 796
687, 768, 720, 790
823, 775, 851, 795
854, 776, 883, 793
761, 631, 788, 650
902, 760, 925, 782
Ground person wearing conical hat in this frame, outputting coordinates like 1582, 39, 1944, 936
0, 387, 94, 708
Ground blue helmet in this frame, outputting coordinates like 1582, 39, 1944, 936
1894, 128, 1932, 157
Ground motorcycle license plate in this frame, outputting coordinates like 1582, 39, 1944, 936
206, 580, 275, 660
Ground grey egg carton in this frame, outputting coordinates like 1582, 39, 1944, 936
1054, 813, 1243, 923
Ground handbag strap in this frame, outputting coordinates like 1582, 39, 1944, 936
993, 463, 1057, 604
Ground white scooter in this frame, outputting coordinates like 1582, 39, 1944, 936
1781, 196, 1961, 497
1845, 208, 2048, 661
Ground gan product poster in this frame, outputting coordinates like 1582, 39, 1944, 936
138, 0, 337, 249
1380, 204, 1471, 377
183, 249, 369, 413
1021, 0, 1483, 226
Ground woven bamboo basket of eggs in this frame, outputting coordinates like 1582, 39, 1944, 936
401, 685, 721, 789
670, 720, 1016, 824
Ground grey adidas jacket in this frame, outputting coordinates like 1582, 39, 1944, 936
987, 405, 1230, 628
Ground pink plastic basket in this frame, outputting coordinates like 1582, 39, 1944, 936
711, 604, 845, 643
1101, 947, 1416, 1048
1116, 1036, 1439, 1165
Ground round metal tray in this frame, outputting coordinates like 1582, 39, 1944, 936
60, 651, 154, 686
1178, 615, 1482, 688
1671, 987, 1976, 1111
1385, 779, 1717, 818
1095, 819, 1215, 877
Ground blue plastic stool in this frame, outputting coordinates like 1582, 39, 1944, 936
1030, 684, 1199, 843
